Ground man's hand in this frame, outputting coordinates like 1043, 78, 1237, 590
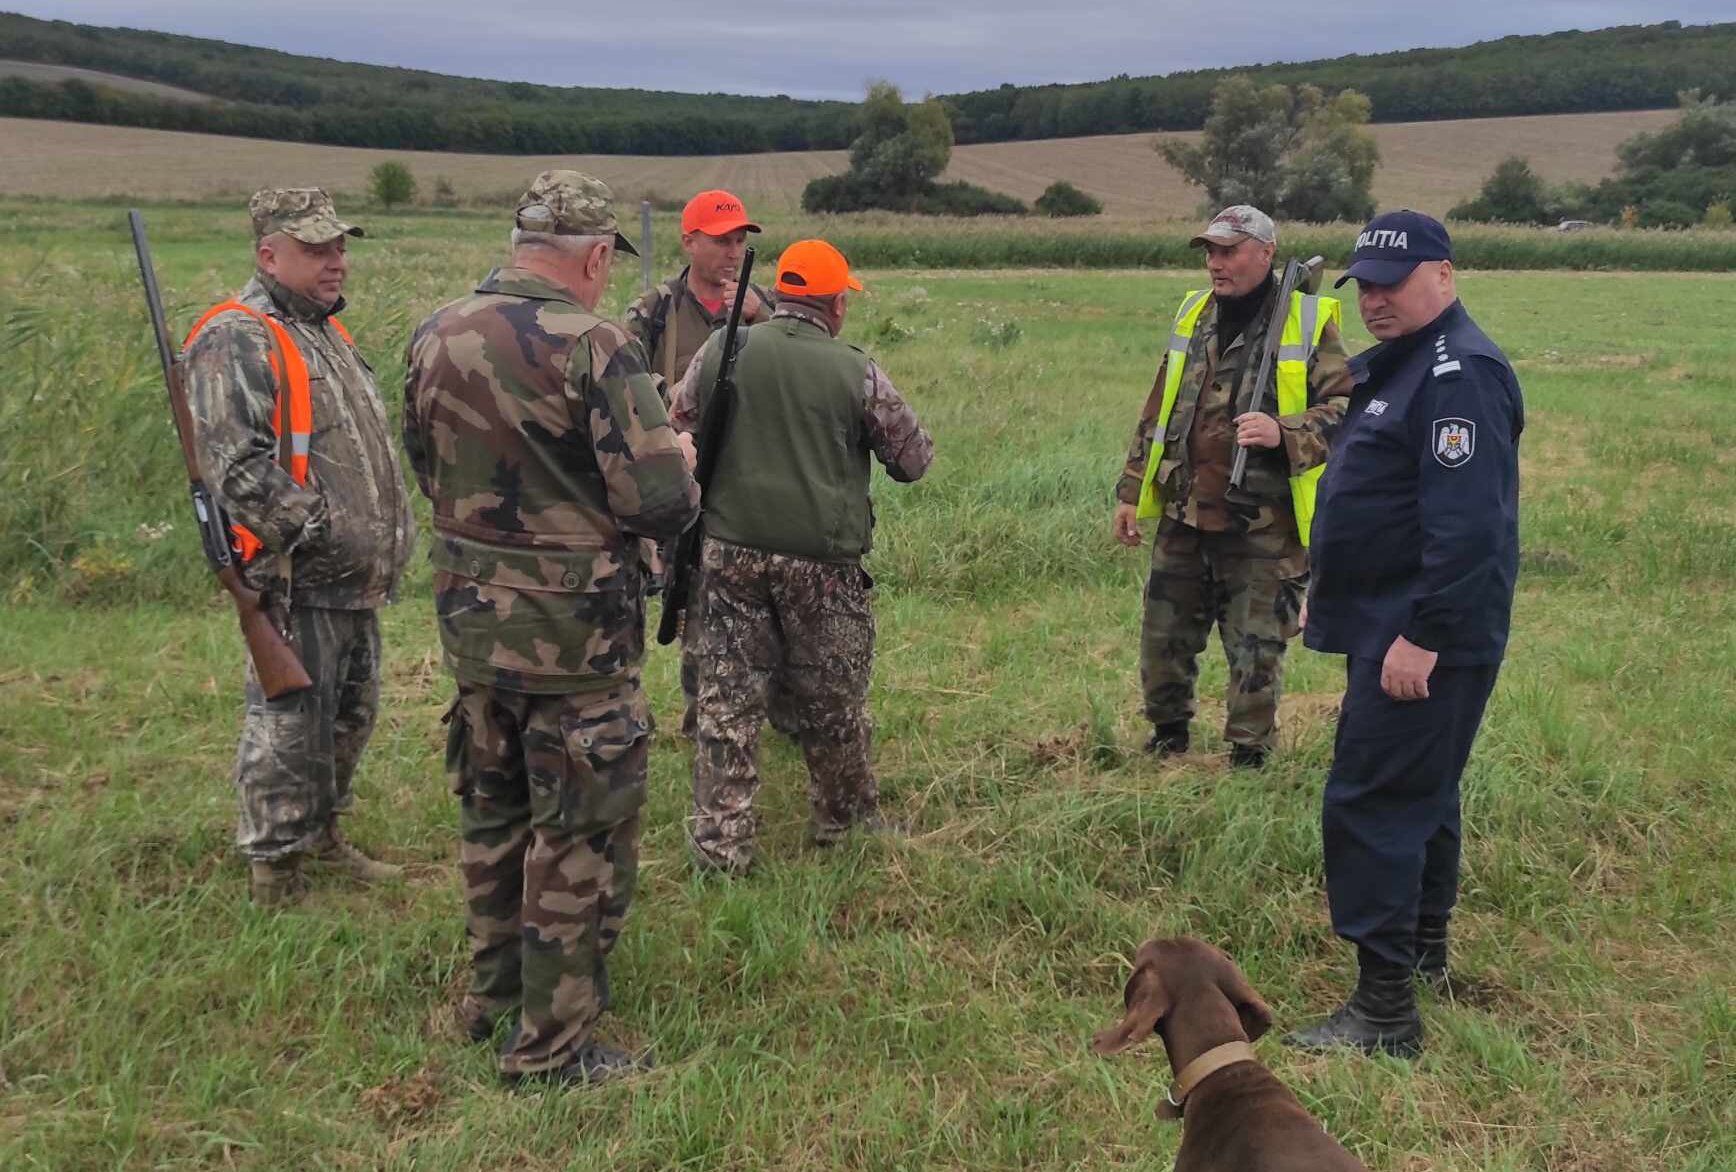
722, 279, 768, 323
675, 431, 698, 471
1298, 599, 1309, 631
1113, 502, 1142, 547
1233, 411, 1282, 449
1381, 635, 1438, 701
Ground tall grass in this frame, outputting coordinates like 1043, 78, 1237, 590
1, 202, 1733, 1171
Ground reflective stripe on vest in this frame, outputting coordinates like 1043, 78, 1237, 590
183, 301, 352, 561
1136, 289, 1341, 547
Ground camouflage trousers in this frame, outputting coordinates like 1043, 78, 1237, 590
234, 605, 380, 862
443, 676, 650, 1076
680, 593, 800, 740
1141, 518, 1306, 752
690, 538, 878, 873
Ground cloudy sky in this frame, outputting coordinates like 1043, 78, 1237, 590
24, 2, 1734, 101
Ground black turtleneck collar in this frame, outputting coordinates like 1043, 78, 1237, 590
1215, 271, 1275, 349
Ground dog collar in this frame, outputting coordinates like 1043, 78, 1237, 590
1158, 1040, 1260, 1120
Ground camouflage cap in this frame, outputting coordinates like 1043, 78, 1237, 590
1191, 205, 1277, 247
249, 187, 363, 244
514, 169, 639, 257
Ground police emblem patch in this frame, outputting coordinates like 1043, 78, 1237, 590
1433, 417, 1475, 467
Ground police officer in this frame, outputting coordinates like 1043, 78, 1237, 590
404, 171, 699, 1084
1286, 210, 1523, 1057
1112, 205, 1351, 768
183, 188, 414, 907
670, 239, 934, 875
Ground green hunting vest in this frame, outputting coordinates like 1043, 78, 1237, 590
1137, 288, 1342, 545
697, 313, 874, 562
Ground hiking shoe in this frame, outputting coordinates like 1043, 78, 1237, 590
505, 1041, 654, 1088
249, 856, 307, 908
1229, 745, 1270, 770
307, 826, 403, 883
456, 996, 513, 1044
1143, 723, 1190, 757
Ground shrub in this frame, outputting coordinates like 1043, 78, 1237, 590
1705, 201, 1734, 229
430, 176, 459, 208
367, 161, 417, 208
911, 182, 1027, 216
1034, 180, 1102, 217
1449, 157, 1554, 224
801, 82, 1023, 217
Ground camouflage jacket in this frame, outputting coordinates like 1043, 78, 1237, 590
403, 266, 700, 694
1114, 285, 1351, 535
624, 266, 775, 394
670, 305, 935, 485
182, 272, 414, 609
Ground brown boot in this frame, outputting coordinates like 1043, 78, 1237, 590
249, 856, 307, 907
307, 825, 403, 883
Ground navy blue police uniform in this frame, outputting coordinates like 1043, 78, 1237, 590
1306, 294, 1523, 969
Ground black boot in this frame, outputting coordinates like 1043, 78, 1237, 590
1143, 722, 1190, 757
1228, 744, 1269, 770
1284, 948, 1423, 1057
1415, 913, 1451, 995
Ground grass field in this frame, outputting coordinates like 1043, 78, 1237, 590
0, 107, 1681, 218
1, 205, 1733, 1171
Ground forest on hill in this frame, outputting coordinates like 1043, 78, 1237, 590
2, 13, 1733, 156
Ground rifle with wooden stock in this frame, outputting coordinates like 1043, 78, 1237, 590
1227, 253, 1326, 498
655, 245, 755, 646
129, 209, 312, 699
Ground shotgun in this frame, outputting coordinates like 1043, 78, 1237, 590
129, 209, 312, 699
656, 245, 755, 646
1227, 254, 1325, 498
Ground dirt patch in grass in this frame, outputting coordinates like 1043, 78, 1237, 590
360, 1063, 446, 1129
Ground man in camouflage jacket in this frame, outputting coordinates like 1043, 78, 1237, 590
671, 239, 932, 876
1111, 206, 1351, 767
622, 189, 793, 740
183, 188, 414, 907
403, 171, 699, 1086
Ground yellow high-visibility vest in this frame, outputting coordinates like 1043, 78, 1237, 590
1136, 288, 1341, 545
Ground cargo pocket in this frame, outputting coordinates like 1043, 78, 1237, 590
442, 695, 472, 798
557, 690, 652, 836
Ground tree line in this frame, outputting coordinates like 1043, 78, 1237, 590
3, 13, 1735, 157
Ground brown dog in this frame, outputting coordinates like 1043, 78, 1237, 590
1093, 938, 1368, 1172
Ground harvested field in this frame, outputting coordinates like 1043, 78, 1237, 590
0, 108, 1679, 217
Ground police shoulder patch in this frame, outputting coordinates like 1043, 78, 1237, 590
1432, 417, 1475, 467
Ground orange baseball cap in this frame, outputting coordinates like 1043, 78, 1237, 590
774, 239, 863, 297
681, 189, 761, 236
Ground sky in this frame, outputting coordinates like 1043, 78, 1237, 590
19, 2, 1734, 101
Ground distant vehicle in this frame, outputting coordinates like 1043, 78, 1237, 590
1557, 220, 1593, 232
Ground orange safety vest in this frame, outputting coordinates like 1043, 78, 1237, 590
183, 301, 352, 562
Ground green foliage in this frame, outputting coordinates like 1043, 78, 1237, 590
1567, 92, 1736, 224
430, 175, 459, 208
1450, 156, 1559, 224
1705, 201, 1734, 229
8, 12, 1736, 154
805, 84, 1021, 216
910, 182, 1028, 216
945, 20, 1736, 142
1033, 181, 1102, 217
366, 161, 417, 208
1159, 77, 1378, 221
